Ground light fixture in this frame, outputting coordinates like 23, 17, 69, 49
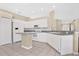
40, 8, 44, 11
49, 5, 56, 12
32, 11, 35, 13
52, 5, 56, 10
15, 9, 22, 15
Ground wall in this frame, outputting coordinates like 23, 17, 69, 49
56, 20, 62, 31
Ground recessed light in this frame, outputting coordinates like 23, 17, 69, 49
48, 5, 56, 12
32, 11, 35, 13
40, 8, 44, 11
52, 5, 56, 9
15, 9, 22, 14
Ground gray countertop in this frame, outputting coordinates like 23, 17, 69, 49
16, 30, 74, 35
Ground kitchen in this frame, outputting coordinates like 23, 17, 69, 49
0, 3, 79, 56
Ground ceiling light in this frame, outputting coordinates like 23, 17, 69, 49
49, 5, 56, 11
40, 8, 44, 11
52, 5, 56, 9
15, 9, 22, 14
32, 11, 35, 13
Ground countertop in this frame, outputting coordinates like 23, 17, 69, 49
16, 30, 74, 35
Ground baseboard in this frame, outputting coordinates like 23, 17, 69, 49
21, 45, 32, 49
0, 42, 12, 46
73, 52, 79, 55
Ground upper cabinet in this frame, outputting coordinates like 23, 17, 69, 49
62, 24, 70, 31
24, 18, 48, 28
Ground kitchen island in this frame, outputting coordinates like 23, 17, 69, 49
17, 30, 74, 55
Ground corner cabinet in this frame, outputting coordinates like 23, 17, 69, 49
0, 17, 11, 45
48, 34, 73, 55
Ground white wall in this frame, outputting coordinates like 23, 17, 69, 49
0, 3, 79, 21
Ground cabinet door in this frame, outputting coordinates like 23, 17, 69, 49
62, 24, 69, 31
61, 35, 73, 55
24, 19, 48, 28
32, 33, 48, 42
52, 35, 60, 52
0, 17, 11, 45
48, 34, 61, 52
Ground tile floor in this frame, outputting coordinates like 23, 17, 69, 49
0, 40, 77, 56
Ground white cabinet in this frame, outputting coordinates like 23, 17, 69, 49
48, 34, 73, 55
0, 17, 11, 45
60, 35, 73, 55
48, 34, 61, 52
24, 19, 48, 28
62, 24, 70, 31
53, 35, 61, 52
32, 33, 48, 42
13, 19, 25, 42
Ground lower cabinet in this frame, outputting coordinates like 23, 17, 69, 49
48, 34, 73, 55
48, 34, 61, 52
32, 33, 48, 43
60, 35, 73, 55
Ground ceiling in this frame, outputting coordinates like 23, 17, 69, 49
0, 3, 79, 21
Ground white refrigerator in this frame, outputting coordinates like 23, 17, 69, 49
0, 17, 11, 45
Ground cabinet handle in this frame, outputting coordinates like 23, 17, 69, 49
15, 28, 19, 30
